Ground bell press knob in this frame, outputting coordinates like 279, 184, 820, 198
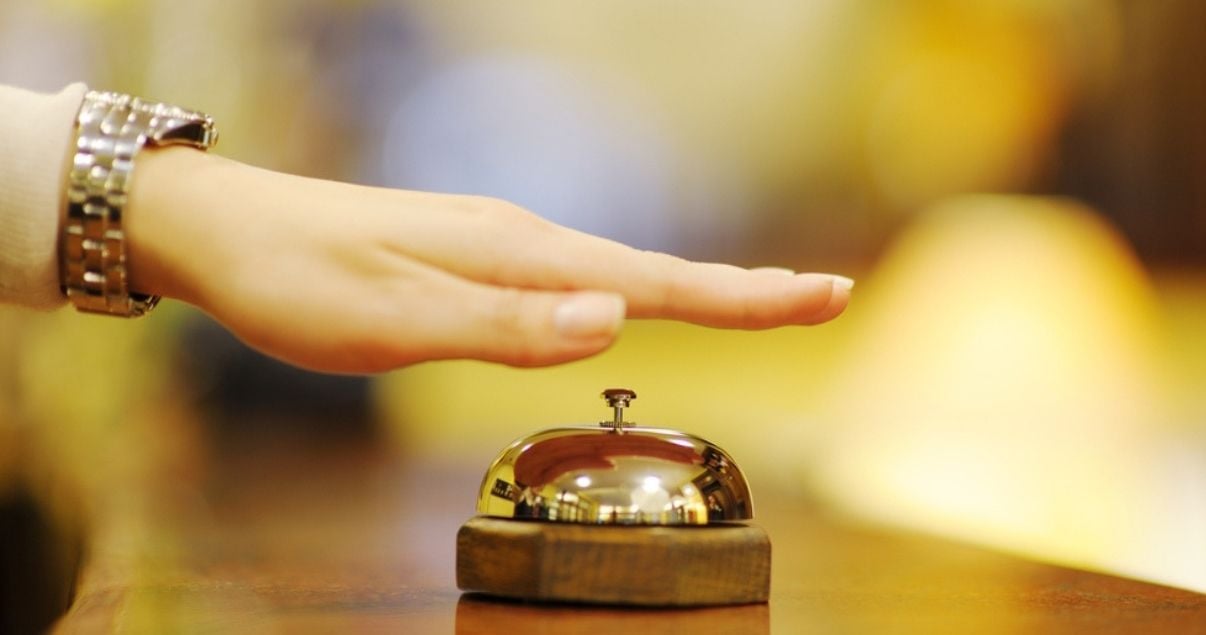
601, 388, 637, 431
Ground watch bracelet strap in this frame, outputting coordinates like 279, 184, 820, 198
60, 90, 217, 317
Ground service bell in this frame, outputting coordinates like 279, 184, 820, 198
456, 389, 771, 606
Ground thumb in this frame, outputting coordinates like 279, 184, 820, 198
414, 285, 627, 367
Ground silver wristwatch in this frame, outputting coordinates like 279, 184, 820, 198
60, 90, 218, 317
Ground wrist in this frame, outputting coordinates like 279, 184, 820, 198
59, 91, 218, 317
124, 147, 240, 306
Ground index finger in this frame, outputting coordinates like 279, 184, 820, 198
381, 194, 853, 329
490, 221, 853, 329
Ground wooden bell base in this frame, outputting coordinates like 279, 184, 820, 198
456, 517, 770, 607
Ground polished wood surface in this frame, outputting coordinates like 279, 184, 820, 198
54, 440, 1205, 634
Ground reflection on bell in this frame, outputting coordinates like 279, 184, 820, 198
456, 389, 771, 606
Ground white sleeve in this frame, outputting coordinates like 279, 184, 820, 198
0, 82, 87, 310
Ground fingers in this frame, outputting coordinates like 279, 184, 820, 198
527, 226, 855, 327
609, 254, 852, 328
509, 234, 854, 329
378, 194, 854, 330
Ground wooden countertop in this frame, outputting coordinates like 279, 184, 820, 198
54, 440, 1205, 634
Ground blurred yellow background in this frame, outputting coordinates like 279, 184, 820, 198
1, 0, 1203, 607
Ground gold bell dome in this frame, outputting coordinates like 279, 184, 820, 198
474, 389, 754, 526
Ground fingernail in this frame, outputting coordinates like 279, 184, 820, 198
831, 275, 855, 291
751, 266, 796, 277
555, 293, 626, 338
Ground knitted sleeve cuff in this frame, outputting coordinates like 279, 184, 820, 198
0, 82, 87, 310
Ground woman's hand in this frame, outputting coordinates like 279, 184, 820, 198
126, 148, 851, 373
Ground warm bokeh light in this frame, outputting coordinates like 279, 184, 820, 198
810, 196, 1202, 591
861, 8, 1067, 210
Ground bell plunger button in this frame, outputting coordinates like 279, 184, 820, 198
601, 388, 637, 431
